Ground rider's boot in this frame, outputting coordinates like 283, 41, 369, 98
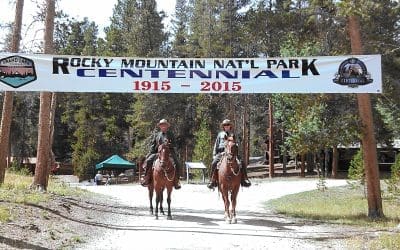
207, 168, 218, 189
240, 165, 251, 187
174, 165, 181, 190
140, 163, 152, 187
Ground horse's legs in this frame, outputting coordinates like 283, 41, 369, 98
220, 187, 231, 224
166, 186, 172, 220
230, 189, 238, 224
155, 190, 162, 220
148, 186, 154, 215
160, 189, 165, 215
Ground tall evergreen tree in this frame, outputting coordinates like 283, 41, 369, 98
171, 0, 191, 57
33, 0, 55, 191
0, 0, 24, 184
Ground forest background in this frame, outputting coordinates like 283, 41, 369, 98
0, 0, 399, 180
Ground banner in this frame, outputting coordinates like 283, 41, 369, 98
0, 53, 381, 93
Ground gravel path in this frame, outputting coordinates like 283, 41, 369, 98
77, 178, 364, 250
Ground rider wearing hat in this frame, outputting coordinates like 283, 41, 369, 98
141, 119, 181, 189
207, 119, 251, 189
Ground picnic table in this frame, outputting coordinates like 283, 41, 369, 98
185, 162, 207, 184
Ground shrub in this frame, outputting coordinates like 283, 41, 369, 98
7, 161, 31, 176
347, 149, 365, 194
385, 153, 400, 200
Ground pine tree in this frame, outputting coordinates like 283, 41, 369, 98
193, 119, 212, 168
0, 0, 24, 184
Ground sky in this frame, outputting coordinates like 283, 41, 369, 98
0, 0, 176, 52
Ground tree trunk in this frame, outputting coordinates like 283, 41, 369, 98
0, 0, 24, 184
0, 93, 14, 183
33, 0, 55, 191
331, 146, 338, 178
348, 15, 384, 218
34, 92, 52, 190
44, 93, 57, 186
300, 154, 305, 177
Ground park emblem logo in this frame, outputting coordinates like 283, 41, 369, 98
333, 57, 373, 88
0, 55, 37, 88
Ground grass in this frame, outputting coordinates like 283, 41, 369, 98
0, 206, 10, 222
267, 185, 400, 249
0, 172, 48, 204
0, 171, 88, 223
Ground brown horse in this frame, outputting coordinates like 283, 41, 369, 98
153, 141, 175, 220
218, 135, 241, 224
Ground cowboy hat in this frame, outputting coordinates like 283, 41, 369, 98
158, 119, 170, 127
220, 119, 233, 128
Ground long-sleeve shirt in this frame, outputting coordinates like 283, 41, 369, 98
213, 130, 239, 156
149, 130, 177, 155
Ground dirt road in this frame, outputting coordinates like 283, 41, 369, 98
77, 178, 364, 250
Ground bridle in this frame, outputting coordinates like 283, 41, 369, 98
224, 136, 240, 176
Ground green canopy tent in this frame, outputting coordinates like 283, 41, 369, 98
95, 155, 136, 171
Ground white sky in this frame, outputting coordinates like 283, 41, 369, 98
0, 0, 176, 52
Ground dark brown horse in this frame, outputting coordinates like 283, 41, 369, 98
218, 135, 241, 224
153, 141, 175, 220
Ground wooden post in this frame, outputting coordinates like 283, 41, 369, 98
282, 129, 287, 175
243, 95, 250, 168
268, 99, 274, 177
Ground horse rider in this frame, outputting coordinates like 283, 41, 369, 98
207, 119, 251, 189
141, 119, 181, 190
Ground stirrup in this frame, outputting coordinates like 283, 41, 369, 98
241, 179, 251, 187
207, 182, 217, 189
174, 181, 181, 190
140, 177, 150, 187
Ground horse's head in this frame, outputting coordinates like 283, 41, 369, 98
224, 134, 238, 161
157, 139, 171, 164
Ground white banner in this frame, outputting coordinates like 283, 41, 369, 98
0, 53, 381, 93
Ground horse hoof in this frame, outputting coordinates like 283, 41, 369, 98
155, 216, 159, 220
231, 218, 237, 224
167, 215, 172, 220
225, 218, 231, 224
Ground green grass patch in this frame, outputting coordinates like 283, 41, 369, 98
1, 171, 88, 205
268, 186, 400, 226
0, 206, 11, 222
347, 233, 400, 250
47, 176, 88, 197
0, 172, 48, 204
369, 233, 400, 250
268, 187, 370, 224
267, 185, 400, 249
